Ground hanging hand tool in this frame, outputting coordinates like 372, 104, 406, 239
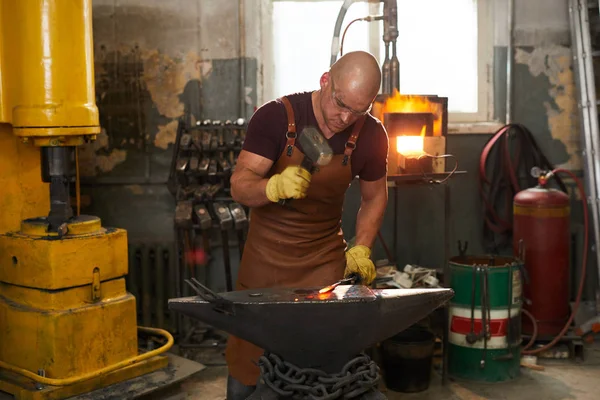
229, 202, 248, 260
197, 157, 209, 176
201, 130, 212, 150
224, 126, 237, 148
180, 133, 192, 150
175, 200, 194, 229
194, 203, 212, 258
192, 204, 212, 296
218, 156, 231, 175
213, 202, 234, 291
206, 183, 223, 200
193, 183, 211, 202
189, 155, 200, 171
176, 157, 189, 175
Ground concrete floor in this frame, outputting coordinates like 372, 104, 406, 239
154, 344, 600, 400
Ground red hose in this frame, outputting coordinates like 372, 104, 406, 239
521, 168, 589, 355
521, 309, 538, 351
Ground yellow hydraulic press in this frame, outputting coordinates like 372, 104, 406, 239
0, 1, 173, 399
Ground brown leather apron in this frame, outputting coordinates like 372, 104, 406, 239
225, 96, 366, 386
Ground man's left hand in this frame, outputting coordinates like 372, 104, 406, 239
344, 245, 376, 285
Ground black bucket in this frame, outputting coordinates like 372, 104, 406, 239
381, 327, 435, 393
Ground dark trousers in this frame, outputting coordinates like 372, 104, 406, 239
227, 375, 257, 400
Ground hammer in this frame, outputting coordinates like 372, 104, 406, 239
279, 126, 333, 205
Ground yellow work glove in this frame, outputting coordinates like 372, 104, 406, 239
265, 165, 312, 202
344, 245, 376, 285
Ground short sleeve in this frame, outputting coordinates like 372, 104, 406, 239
242, 100, 287, 161
357, 120, 389, 181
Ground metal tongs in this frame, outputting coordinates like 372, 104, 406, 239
185, 278, 235, 316
318, 273, 361, 294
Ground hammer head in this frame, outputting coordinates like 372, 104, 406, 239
298, 126, 333, 166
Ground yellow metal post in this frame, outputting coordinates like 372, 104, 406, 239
1, 0, 100, 144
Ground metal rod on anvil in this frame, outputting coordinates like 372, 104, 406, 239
168, 285, 454, 373
318, 273, 360, 294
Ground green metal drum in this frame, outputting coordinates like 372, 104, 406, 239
447, 255, 523, 382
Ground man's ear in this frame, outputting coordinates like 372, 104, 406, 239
320, 72, 330, 90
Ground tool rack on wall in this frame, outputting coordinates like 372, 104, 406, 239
167, 117, 249, 351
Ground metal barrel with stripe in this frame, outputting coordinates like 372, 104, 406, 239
447, 255, 523, 382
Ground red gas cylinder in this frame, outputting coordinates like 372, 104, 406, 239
513, 186, 570, 337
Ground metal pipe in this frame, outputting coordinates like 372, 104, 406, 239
385, 0, 399, 93
222, 230, 233, 292
239, 0, 246, 118
168, 242, 178, 334
393, 186, 398, 261
381, 0, 391, 93
182, 230, 192, 335
506, 0, 514, 124
390, 42, 400, 93
382, 43, 391, 94
127, 245, 139, 309
141, 244, 151, 328
330, 0, 360, 66
156, 245, 166, 329
174, 229, 183, 335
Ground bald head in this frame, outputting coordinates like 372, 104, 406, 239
329, 51, 381, 102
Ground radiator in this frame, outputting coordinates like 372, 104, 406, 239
126, 242, 177, 333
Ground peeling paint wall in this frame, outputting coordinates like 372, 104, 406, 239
82, 0, 263, 292
83, 0, 260, 180
514, 45, 580, 170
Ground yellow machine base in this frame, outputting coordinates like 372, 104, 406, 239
0, 355, 168, 400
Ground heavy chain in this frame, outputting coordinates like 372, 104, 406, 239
258, 352, 380, 400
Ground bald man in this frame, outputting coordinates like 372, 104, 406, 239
225, 51, 389, 399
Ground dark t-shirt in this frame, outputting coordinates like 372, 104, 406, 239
242, 92, 389, 181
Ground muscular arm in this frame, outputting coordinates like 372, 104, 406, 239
355, 176, 388, 248
230, 150, 274, 208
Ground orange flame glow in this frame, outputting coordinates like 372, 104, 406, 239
381, 90, 442, 125
317, 292, 330, 300
396, 125, 426, 156
378, 89, 444, 137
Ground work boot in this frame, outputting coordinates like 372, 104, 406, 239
226, 375, 256, 400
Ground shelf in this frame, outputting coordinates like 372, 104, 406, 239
387, 171, 467, 184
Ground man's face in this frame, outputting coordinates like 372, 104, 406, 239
320, 75, 373, 134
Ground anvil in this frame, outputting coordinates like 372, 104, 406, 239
168, 282, 453, 372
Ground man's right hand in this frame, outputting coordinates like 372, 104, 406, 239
265, 166, 311, 202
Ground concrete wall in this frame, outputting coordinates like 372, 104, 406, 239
82, 0, 596, 298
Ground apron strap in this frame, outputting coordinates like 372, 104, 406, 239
280, 96, 296, 157
343, 115, 367, 166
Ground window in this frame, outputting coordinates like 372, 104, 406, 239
269, 0, 494, 124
